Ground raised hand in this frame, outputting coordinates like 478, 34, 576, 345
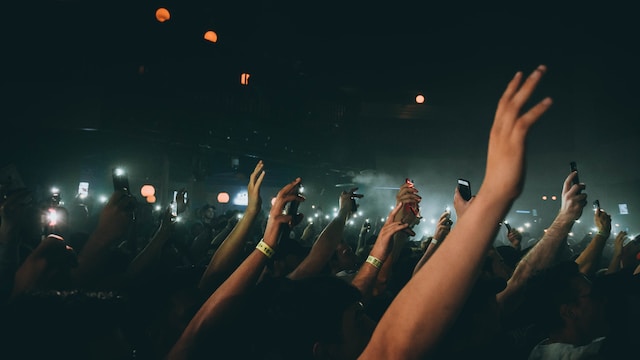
433, 210, 453, 243
594, 208, 612, 237
246, 160, 266, 213
339, 187, 363, 213
559, 171, 588, 222
394, 180, 422, 235
94, 190, 136, 242
263, 178, 305, 247
482, 65, 553, 201
369, 203, 410, 261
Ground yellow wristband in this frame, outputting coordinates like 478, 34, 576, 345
366, 255, 383, 270
256, 240, 275, 259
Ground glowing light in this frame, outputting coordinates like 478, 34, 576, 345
175, 216, 182, 223
517, 227, 524, 232
241, 73, 251, 85
217, 192, 230, 204
569, 232, 574, 237
314, 213, 319, 218
237, 213, 244, 219
141, 184, 155, 197
114, 168, 125, 176
51, 187, 60, 194
154, 205, 162, 211
524, 222, 531, 228
308, 217, 314, 223
348, 220, 354, 226
204, 30, 218, 43
381, 217, 386, 222
312, 205, 316, 209
155, 8, 171, 22
99, 195, 108, 203
232, 190, 249, 206
542, 195, 548, 200
325, 215, 330, 219
430, 219, 436, 224
299, 185, 305, 193
576, 220, 581, 223
551, 195, 557, 201
47, 208, 58, 226
146, 195, 156, 203
415, 94, 425, 104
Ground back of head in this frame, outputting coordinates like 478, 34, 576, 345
526, 260, 583, 333
248, 276, 362, 360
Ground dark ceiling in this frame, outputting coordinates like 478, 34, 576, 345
2, 0, 639, 230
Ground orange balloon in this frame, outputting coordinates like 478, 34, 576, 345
204, 30, 218, 43
155, 8, 171, 23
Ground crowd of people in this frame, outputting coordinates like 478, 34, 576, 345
1, 65, 639, 359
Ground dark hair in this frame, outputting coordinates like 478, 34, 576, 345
247, 276, 362, 360
526, 260, 584, 332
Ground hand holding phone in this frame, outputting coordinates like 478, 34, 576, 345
457, 178, 472, 201
570, 161, 581, 194
112, 168, 131, 195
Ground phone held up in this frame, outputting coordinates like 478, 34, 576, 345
569, 161, 582, 194
457, 178, 472, 201
112, 168, 130, 195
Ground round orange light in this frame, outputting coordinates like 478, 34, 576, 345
217, 192, 230, 204
415, 94, 425, 104
141, 184, 155, 197
155, 8, 171, 23
146, 195, 156, 203
204, 30, 218, 43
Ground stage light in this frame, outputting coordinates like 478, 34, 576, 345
141, 184, 155, 197
204, 30, 218, 43
155, 8, 171, 22
217, 192, 230, 204
241, 73, 251, 85
542, 195, 547, 200
415, 94, 425, 104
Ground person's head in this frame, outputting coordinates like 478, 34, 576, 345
528, 260, 608, 344
251, 276, 375, 360
201, 205, 215, 221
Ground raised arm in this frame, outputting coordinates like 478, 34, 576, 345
606, 231, 627, 274
412, 209, 452, 276
286, 188, 361, 280
198, 161, 265, 293
360, 65, 552, 359
351, 203, 408, 303
70, 190, 136, 287
574, 208, 611, 276
167, 177, 303, 360
496, 170, 586, 312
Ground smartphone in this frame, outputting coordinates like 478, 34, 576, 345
278, 184, 302, 244
570, 160, 580, 184
112, 168, 130, 195
457, 178, 472, 201
170, 190, 178, 217
78, 182, 89, 199
504, 222, 512, 232
593, 199, 600, 212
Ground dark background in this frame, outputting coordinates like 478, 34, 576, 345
1, 0, 638, 238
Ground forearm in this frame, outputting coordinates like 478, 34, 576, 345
413, 241, 438, 277
168, 249, 270, 359
574, 233, 609, 276
606, 251, 623, 274
199, 209, 259, 292
373, 230, 408, 296
71, 232, 118, 286
361, 194, 511, 359
126, 226, 173, 280
287, 209, 349, 280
